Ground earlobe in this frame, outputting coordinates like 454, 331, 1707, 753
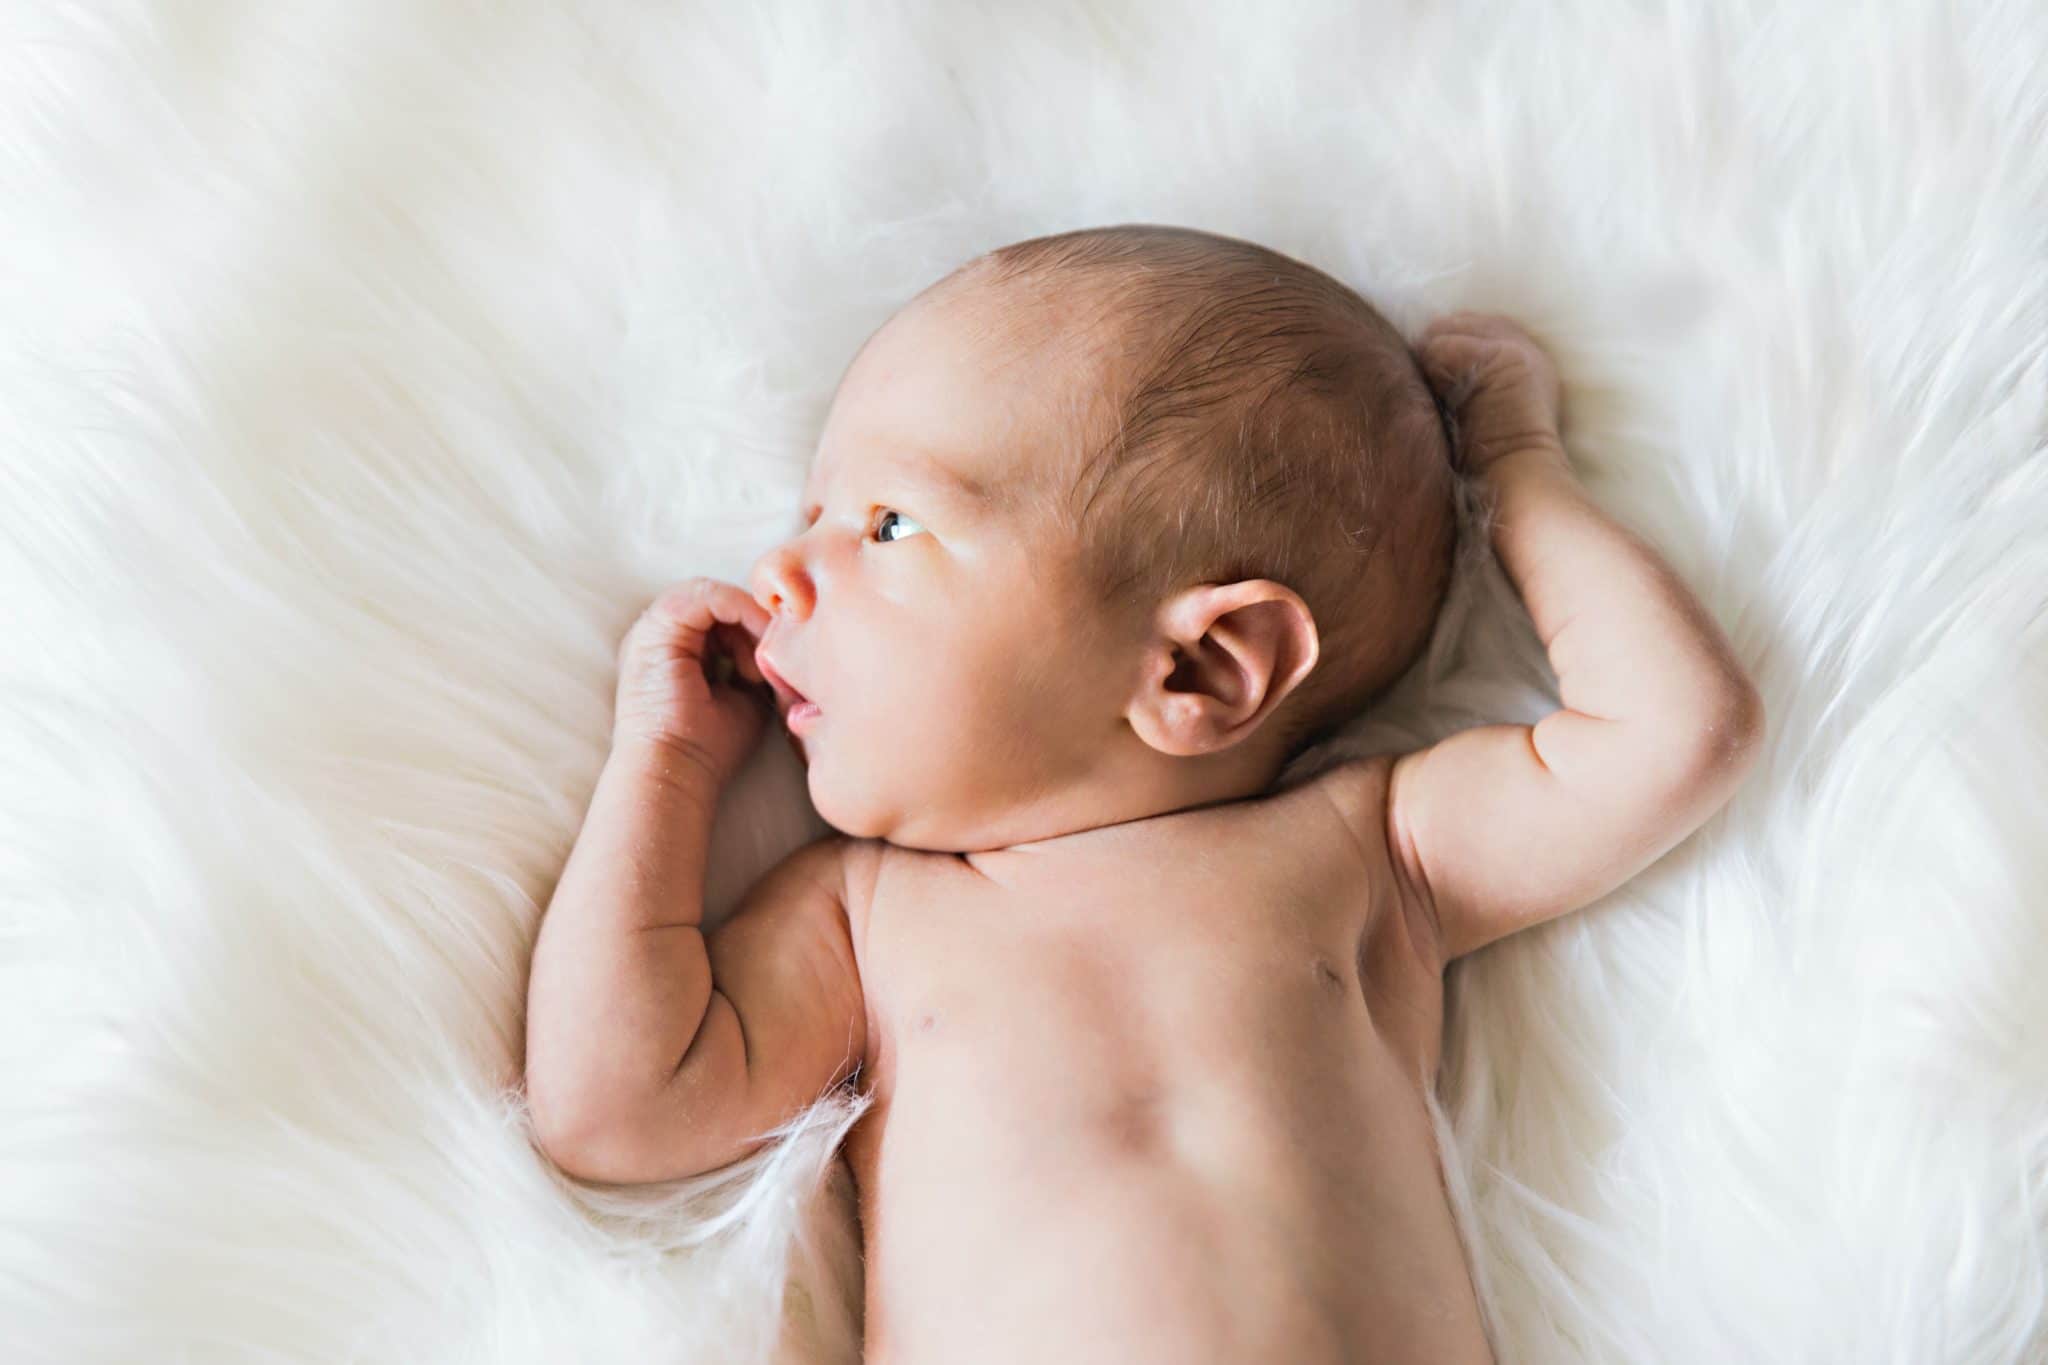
1125, 670, 1216, 758
1124, 580, 1320, 758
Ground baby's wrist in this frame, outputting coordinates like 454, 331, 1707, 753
1468, 434, 1571, 484
606, 731, 730, 808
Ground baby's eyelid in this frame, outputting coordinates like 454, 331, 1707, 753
869, 507, 925, 542
796, 503, 923, 543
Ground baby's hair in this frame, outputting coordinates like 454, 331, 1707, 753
949, 224, 1459, 762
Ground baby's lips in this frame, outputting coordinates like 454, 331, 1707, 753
754, 650, 810, 715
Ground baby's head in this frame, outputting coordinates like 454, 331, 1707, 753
750, 224, 1456, 852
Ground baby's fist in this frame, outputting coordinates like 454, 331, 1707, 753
613, 578, 774, 783
1416, 312, 1566, 477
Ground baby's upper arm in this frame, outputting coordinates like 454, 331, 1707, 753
1383, 686, 1764, 961
566, 835, 868, 1184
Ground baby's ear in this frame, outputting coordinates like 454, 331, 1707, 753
1123, 580, 1318, 758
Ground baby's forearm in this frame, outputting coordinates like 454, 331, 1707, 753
1486, 450, 1760, 774
524, 739, 721, 1146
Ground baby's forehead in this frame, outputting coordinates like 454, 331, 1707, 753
827, 282, 1128, 486
946, 268, 1146, 371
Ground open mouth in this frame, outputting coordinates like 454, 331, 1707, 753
756, 653, 821, 732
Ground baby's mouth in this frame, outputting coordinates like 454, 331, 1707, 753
784, 697, 822, 740
756, 654, 818, 721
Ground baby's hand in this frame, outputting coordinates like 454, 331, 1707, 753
1416, 312, 1566, 477
613, 578, 775, 784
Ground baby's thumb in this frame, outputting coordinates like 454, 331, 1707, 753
1417, 345, 1481, 411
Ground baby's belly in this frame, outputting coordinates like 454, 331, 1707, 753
846, 968, 1494, 1364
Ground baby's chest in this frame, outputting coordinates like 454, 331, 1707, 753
853, 838, 1406, 1089
836, 826, 1448, 1242
840, 868, 1445, 1232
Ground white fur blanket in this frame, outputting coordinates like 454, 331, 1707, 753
4, 3, 2043, 1361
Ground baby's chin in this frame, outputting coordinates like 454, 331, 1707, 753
799, 742, 953, 846
792, 723, 865, 832
806, 773, 887, 843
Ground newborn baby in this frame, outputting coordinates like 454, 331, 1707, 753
523, 225, 1765, 1362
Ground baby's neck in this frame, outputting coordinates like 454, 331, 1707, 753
951, 737, 1292, 858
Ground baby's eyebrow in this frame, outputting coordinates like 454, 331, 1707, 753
803, 454, 997, 520
903, 457, 996, 506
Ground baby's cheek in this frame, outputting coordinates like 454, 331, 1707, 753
985, 661, 1085, 764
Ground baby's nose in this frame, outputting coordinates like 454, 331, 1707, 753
750, 547, 811, 619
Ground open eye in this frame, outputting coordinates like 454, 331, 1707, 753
872, 508, 927, 544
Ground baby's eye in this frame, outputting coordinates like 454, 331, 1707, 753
872, 509, 927, 544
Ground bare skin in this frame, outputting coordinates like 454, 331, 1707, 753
835, 754, 1485, 1362
522, 291, 1767, 1363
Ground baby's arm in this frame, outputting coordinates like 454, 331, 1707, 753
523, 581, 865, 1183
1386, 314, 1765, 962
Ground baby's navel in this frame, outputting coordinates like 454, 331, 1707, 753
1101, 1088, 1167, 1154
916, 1010, 939, 1032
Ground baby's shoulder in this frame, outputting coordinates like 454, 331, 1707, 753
1277, 750, 1397, 841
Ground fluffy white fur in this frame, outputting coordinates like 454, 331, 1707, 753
3, 2, 2044, 1361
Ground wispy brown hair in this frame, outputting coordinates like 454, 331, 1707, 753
947, 223, 1459, 762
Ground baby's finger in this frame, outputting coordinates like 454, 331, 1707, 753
642, 579, 748, 643
705, 622, 767, 689
1417, 312, 1485, 344
724, 594, 772, 684
1416, 342, 1481, 397
691, 585, 769, 685
646, 578, 720, 627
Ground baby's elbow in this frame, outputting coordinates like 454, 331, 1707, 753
1659, 674, 1767, 795
1713, 673, 1767, 770
527, 1070, 743, 1186
527, 1084, 610, 1182
529, 1099, 673, 1186
527, 1075, 645, 1184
